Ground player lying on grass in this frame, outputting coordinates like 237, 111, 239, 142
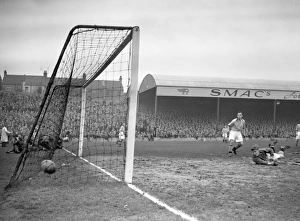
268, 137, 278, 153
251, 144, 290, 166
27, 134, 63, 151
40, 134, 63, 150
6, 134, 24, 154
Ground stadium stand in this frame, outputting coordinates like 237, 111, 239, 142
1, 74, 300, 141
138, 74, 300, 140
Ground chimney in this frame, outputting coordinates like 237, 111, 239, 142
4, 70, 7, 76
43, 70, 47, 77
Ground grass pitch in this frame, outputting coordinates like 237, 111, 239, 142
1, 138, 300, 221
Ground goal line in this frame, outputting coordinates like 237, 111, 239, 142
64, 147, 198, 221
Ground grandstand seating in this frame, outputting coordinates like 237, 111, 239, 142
1, 91, 299, 141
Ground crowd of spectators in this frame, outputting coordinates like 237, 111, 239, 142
1, 91, 299, 143
0, 91, 40, 139
0, 90, 129, 142
62, 94, 127, 139
138, 98, 300, 140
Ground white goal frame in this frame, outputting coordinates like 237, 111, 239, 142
76, 27, 140, 184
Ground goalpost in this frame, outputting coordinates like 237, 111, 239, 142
7, 25, 140, 188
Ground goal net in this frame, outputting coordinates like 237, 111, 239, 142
7, 25, 140, 188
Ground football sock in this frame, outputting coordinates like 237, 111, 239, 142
235, 143, 242, 150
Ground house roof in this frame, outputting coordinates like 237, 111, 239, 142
2, 75, 25, 85
2, 74, 48, 86
25, 76, 48, 86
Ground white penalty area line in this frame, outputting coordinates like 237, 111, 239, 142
127, 183, 198, 221
63, 148, 198, 221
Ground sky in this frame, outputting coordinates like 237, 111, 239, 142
0, 0, 300, 83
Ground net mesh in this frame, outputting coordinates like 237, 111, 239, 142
8, 25, 135, 187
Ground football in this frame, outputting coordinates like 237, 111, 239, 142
41, 160, 56, 174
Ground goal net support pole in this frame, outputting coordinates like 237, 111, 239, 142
78, 87, 86, 157
124, 27, 140, 184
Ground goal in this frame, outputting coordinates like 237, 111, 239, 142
7, 25, 140, 188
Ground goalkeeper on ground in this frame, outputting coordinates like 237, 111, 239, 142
38, 134, 63, 150
251, 144, 290, 166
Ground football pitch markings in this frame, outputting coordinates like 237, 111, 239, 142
63, 147, 199, 221
128, 183, 198, 221
60, 138, 297, 221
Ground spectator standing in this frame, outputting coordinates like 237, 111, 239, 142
222, 125, 229, 143
295, 123, 300, 147
228, 111, 245, 156
1, 123, 12, 147
117, 123, 125, 146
